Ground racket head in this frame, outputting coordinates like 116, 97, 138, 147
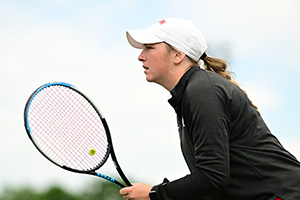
24, 82, 111, 173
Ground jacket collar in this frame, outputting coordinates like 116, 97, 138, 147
168, 66, 199, 113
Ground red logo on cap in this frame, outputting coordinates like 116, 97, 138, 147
159, 20, 166, 25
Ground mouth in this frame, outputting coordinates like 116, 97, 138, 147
143, 66, 149, 73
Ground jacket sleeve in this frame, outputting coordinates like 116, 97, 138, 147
152, 75, 231, 200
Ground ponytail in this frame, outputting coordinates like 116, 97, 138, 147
203, 56, 232, 80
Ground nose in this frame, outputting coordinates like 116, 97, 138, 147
138, 48, 146, 62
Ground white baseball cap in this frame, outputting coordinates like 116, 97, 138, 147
126, 18, 208, 62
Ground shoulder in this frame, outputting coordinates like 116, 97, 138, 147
186, 69, 235, 96
183, 69, 248, 113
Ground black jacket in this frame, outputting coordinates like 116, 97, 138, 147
151, 67, 300, 200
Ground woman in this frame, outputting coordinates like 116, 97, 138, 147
120, 18, 300, 200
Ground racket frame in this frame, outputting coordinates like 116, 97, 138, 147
24, 82, 131, 188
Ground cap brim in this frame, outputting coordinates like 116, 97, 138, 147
126, 30, 164, 49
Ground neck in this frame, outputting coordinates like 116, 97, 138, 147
161, 65, 193, 91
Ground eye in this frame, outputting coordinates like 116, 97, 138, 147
144, 44, 154, 49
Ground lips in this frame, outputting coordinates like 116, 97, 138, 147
143, 66, 149, 74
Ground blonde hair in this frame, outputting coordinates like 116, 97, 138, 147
203, 56, 232, 80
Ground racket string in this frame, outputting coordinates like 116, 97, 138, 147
28, 85, 109, 171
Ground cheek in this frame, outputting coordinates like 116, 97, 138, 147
154, 58, 170, 76
148, 48, 171, 73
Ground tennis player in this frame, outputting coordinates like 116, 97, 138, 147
120, 18, 300, 200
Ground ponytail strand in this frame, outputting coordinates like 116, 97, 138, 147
203, 56, 232, 80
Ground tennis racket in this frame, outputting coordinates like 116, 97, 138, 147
24, 82, 132, 188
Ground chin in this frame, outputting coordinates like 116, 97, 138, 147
146, 77, 154, 82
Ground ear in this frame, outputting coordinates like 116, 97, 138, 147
173, 51, 186, 65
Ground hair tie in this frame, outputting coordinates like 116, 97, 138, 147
200, 52, 207, 60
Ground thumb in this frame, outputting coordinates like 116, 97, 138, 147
119, 186, 132, 195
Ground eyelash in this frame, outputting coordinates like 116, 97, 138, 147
145, 45, 154, 49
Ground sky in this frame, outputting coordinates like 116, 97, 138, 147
1, 0, 300, 193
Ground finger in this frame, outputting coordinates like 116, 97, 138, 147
119, 188, 129, 195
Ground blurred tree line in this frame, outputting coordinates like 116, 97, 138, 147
0, 181, 124, 200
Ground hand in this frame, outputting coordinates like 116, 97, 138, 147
119, 183, 152, 200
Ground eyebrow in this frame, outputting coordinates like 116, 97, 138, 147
144, 44, 155, 47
